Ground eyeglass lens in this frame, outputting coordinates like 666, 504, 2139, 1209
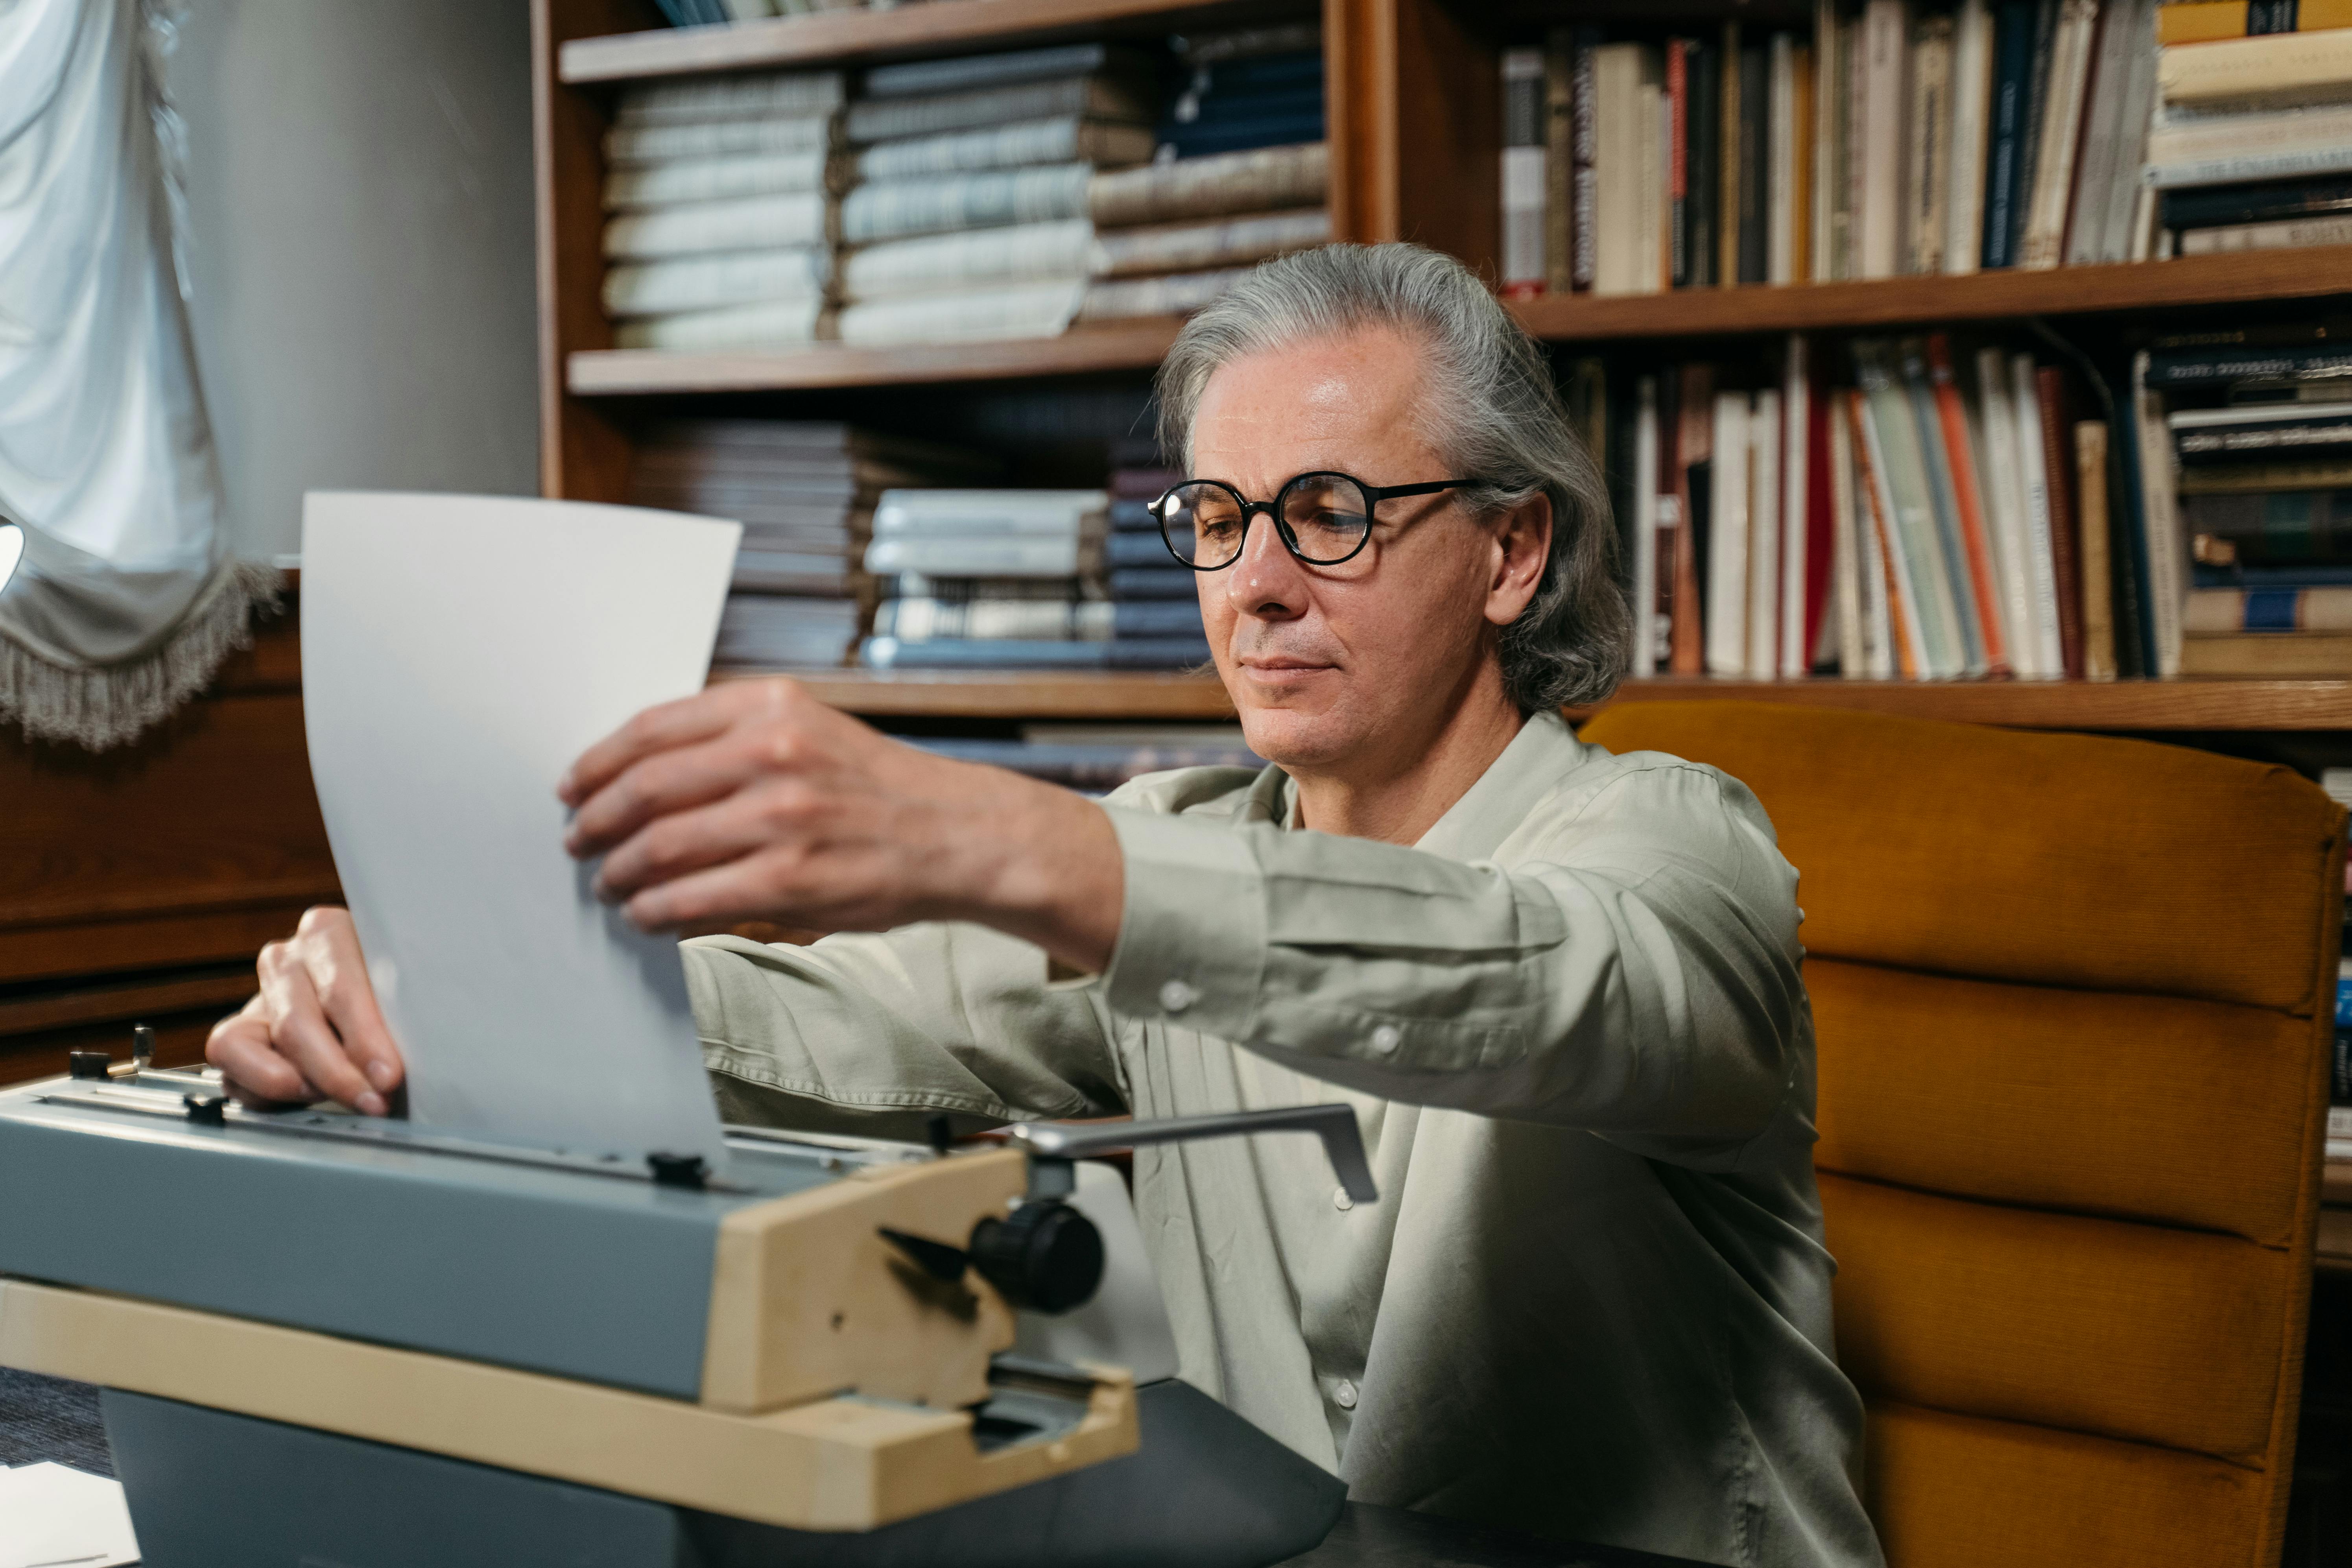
1158, 475, 1374, 569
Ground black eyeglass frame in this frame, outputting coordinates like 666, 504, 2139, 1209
1151, 472, 1483, 570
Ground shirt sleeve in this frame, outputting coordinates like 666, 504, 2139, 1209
683, 922, 1128, 1138
1094, 760, 1807, 1158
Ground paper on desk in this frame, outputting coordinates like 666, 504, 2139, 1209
301, 493, 740, 1168
0, 1462, 140, 1568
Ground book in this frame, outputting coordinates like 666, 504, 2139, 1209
1502, 47, 1548, 298
1737, 42, 1770, 285
1718, 22, 1743, 289
1633, 375, 1662, 675
1669, 40, 1695, 288
2008, 351, 2076, 675
841, 164, 1093, 244
1672, 364, 1715, 674
2177, 630, 2352, 671
1638, 76, 1667, 294
1546, 30, 1578, 293
1793, 42, 1815, 286
1927, 335, 2013, 673
2065, 0, 2142, 266
601, 249, 830, 318
873, 597, 1118, 642
2182, 487, 2352, 558
2144, 103, 2352, 186
850, 118, 1157, 184
2010, 0, 2063, 266
1707, 390, 1751, 676
1947, 0, 1997, 276
2158, 0, 2352, 43
1749, 387, 1784, 677
844, 77, 1153, 146
1816, 1, 1848, 280
1832, 385, 1870, 673
1088, 143, 1329, 227
2148, 338, 2352, 386
1157, 116, 1325, 160
2078, 419, 2118, 679
2160, 173, 2352, 227
2169, 403, 2352, 460
1109, 566, 1200, 599
839, 220, 1093, 303
713, 595, 863, 669
1858, 339, 1970, 675
1572, 29, 1602, 292
2156, 24, 2352, 106
2177, 213, 2352, 249
860, 42, 1153, 101
2020, 0, 2101, 270
862, 637, 1211, 669
2093, 0, 2165, 263
603, 149, 829, 210
1858, 0, 1909, 279
617, 71, 845, 126
612, 297, 828, 350
1090, 208, 1329, 277
1769, 34, 1800, 284
1079, 267, 1250, 321
2186, 583, 2352, 630
602, 192, 828, 260
1848, 381, 1933, 675
1983, 0, 2038, 267
1908, 13, 1957, 276
2179, 457, 2352, 490
1974, 347, 2046, 673
1900, 338, 1992, 672
836, 281, 1086, 347
604, 115, 836, 167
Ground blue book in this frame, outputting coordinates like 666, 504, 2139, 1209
1107, 533, 1177, 568
1158, 115, 1326, 159
1177, 87, 1327, 127
1981, 2, 2036, 269
1194, 52, 1324, 94
1111, 566, 1200, 599
1114, 600, 1206, 638
1110, 499, 1160, 532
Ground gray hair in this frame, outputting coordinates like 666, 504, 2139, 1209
1155, 242, 1629, 711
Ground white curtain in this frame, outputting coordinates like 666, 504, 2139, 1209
0, 0, 273, 749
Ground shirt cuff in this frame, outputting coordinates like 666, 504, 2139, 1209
1099, 806, 1269, 1036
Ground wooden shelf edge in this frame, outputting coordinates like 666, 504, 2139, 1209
1583, 676, 2352, 731
1514, 247, 2352, 341
559, 0, 1283, 82
568, 319, 1185, 395
715, 667, 1235, 719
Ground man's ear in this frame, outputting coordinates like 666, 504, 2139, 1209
1484, 491, 1553, 627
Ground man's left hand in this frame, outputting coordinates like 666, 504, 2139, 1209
559, 679, 1123, 973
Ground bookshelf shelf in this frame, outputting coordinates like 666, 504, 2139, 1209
567, 318, 1186, 395
717, 668, 1238, 720
558, 0, 1303, 83
1510, 247, 2352, 343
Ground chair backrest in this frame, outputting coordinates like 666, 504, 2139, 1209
1577, 700, 2346, 1568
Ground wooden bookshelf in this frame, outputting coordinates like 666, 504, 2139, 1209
1512, 247, 2352, 343
716, 668, 1234, 719
559, 0, 1309, 83
569, 319, 1186, 395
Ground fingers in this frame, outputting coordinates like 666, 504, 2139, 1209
623, 846, 811, 933
258, 937, 389, 1117
207, 995, 319, 1106
593, 777, 817, 902
565, 730, 766, 861
293, 908, 405, 1099
559, 680, 783, 811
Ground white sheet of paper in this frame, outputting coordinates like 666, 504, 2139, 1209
301, 493, 740, 1167
0, 1462, 141, 1568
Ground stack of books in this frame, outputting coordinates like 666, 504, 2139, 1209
909, 724, 1262, 796
643, 1, 876, 23
2153, 10, 2352, 256
599, 71, 845, 350
834, 44, 1161, 348
627, 420, 996, 669
1075, 143, 1332, 325
1616, 333, 2153, 682
860, 489, 1113, 669
1105, 450, 1211, 668
2166, 325, 2352, 673
1158, 24, 1326, 159
1498, 0, 2352, 299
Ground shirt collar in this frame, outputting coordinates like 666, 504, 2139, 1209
1242, 710, 1586, 862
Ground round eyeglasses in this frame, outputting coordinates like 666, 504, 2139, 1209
1153, 472, 1481, 570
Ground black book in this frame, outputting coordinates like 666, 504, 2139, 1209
1981, 0, 2036, 268
2147, 342, 2352, 387
2103, 363, 2154, 677
1605, 363, 1640, 594
2161, 176, 2352, 231
1736, 44, 1768, 285
2009, 0, 2061, 269
1683, 37, 1720, 289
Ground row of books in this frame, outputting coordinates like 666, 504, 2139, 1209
600, 35, 1330, 352
1498, 0, 2352, 299
644, 0, 878, 24
906, 724, 1262, 797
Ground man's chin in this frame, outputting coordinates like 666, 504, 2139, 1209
1234, 701, 1354, 771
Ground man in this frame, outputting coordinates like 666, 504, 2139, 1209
209, 244, 1883, 1568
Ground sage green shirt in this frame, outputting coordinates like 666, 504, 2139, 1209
682, 710, 1882, 1568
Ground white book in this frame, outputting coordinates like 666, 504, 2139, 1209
2009, 352, 2068, 679
617, 70, 846, 126
1632, 376, 1660, 676
1858, 0, 1910, 280
1078, 267, 1249, 321
2143, 104, 2352, 182
1945, 0, 1994, 276
601, 248, 830, 318
853, 117, 1155, 184
1092, 209, 1330, 278
602, 192, 828, 260
1591, 44, 1649, 297
841, 164, 1094, 244
1769, 34, 1798, 285
1850, 397, 1898, 678
840, 219, 1096, 303
1813, 0, 1843, 281
844, 77, 1152, 146
1853, 389, 1931, 677
1748, 389, 1784, 679
602, 149, 830, 211
1780, 338, 1812, 678
874, 489, 1107, 532
836, 280, 1087, 347
1831, 391, 1867, 677
1636, 81, 1666, 295
1502, 47, 1549, 294
865, 535, 1092, 577
2064, 0, 2142, 266
1972, 348, 2038, 677
612, 297, 826, 351
2132, 351, 2186, 678
2179, 214, 2352, 252
2021, 0, 2101, 270
1087, 143, 1329, 228
2097, 0, 2162, 263
1844, 11, 1873, 280
605, 116, 836, 167
1707, 392, 1752, 678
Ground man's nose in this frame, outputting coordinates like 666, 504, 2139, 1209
1223, 511, 1308, 620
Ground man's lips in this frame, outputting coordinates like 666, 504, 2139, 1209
1237, 655, 1337, 674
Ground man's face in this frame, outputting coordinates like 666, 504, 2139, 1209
1188, 327, 1531, 775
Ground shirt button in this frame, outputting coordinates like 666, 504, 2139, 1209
1333, 1380, 1358, 1409
1158, 979, 1195, 1014
1370, 1024, 1401, 1055
1333, 1185, 1354, 1212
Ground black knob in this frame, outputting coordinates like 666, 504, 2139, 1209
968, 1201, 1103, 1315
183, 1093, 229, 1126
646, 1152, 708, 1189
67, 1051, 111, 1081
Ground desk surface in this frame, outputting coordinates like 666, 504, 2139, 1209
3, 1368, 1694, 1568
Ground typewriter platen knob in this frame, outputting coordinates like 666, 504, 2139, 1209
968, 1201, 1104, 1315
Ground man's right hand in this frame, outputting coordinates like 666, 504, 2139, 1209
205, 906, 406, 1116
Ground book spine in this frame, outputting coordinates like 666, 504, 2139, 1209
1981, 2, 2033, 266
2100, 0, 2164, 263
1688, 38, 1721, 286
1909, 15, 1955, 276
1633, 375, 1662, 675
1901, 339, 1990, 671
1794, 41, 1817, 285
1750, 388, 1785, 677
1782, 336, 1815, 675
2063, 0, 2135, 266
2076, 419, 2118, 678
1864, 341, 1970, 674
1546, 32, 1577, 293
1708, 391, 1752, 675
1721, 23, 1746, 288
2178, 212, 2352, 251
2011, 0, 2061, 265
1655, 369, 1685, 671
1832, 384, 1868, 673
2131, 353, 2188, 676
1673, 364, 1714, 673
1850, 382, 1929, 676
1928, 335, 2012, 673
1669, 42, 1694, 288
1739, 45, 1771, 283
1086, 142, 1330, 228
1639, 77, 1669, 294
2157, 20, 2352, 105
1572, 31, 1601, 292
1769, 35, 1798, 285
2160, 173, 2352, 228
1502, 48, 1549, 298
1859, 0, 1909, 279
2021, 0, 2100, 270
1815, 1, 1843, 280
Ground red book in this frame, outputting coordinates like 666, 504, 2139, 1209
1803, 358, 1837, 669
1925, 334, 2011, 677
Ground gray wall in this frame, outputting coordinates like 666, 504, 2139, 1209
171, 0, 540, 561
